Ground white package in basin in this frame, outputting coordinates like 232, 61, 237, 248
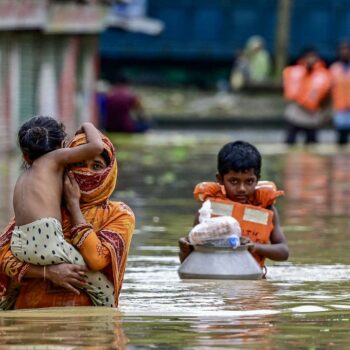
189, 216, 241, 245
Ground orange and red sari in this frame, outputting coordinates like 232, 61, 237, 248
0, 133, 135, 309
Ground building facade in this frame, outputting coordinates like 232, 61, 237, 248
0, 0, 107, 151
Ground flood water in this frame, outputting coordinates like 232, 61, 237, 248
1, 129, 350, 349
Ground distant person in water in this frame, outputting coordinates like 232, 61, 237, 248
330, 41, 350, 145
283, 48, 331, 145
104, 75, 150, 133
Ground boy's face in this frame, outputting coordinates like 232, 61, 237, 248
216, 169, 258, 204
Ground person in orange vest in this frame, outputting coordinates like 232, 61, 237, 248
283, 48, 331, 145
178, 141, 289, 275
330, 41, 350, 145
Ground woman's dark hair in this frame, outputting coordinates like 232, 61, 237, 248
18, 116, 66, 162
217, 141, 262, 178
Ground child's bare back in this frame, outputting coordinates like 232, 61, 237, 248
13, 117, 103, 226
13, 154, 66, 225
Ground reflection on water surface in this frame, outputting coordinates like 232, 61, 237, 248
1, 131, 350, 349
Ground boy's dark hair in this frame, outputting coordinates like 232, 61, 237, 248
18, 116, 66, 162
217, 141, 261, 178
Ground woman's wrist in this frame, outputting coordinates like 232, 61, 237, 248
23, 265, 45, 280
66, 199, 80, 213
45, 265, 56, 282
66, 201, 86, 226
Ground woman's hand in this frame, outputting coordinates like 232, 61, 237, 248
63, 171, 81, 211
63, 171, 87, 226
46, 264, 88, 295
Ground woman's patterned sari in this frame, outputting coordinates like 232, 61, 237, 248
0, 133, 135, 309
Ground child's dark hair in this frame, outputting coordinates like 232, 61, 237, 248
217, 141, 261, 178
100, 149, 110, 165
18, 116, 66, 162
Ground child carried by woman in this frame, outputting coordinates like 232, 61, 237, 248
11, 116, 115, 306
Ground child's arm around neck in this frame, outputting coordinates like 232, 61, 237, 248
49, 122, 104, 166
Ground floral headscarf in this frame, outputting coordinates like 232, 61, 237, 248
67, 132, 117, 207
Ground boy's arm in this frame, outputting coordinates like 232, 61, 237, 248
178, 211, 199, 263
52, 122, 104, 165
248, 206, 289, 261
179, 237, 193, 263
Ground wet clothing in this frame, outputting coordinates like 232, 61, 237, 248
284, 102, 327, 130
0, 133, 135, 310
283, 60, 331, 144
333, 111, 350, 130
330, 62, 350, 144
330, 62, 350, 111
285, 119, 318, 145
193, 181, 284, 267
11, 217, 114, 307
335, 121, 350, 144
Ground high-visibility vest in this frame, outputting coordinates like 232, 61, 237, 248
283, 62, 331, 112
330, 62, 350, 111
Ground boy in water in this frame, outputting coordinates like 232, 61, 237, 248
11, 116, 115, 306
179, 141, 289, 273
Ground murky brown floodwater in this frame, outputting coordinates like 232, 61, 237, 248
1, 130, 350, 349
